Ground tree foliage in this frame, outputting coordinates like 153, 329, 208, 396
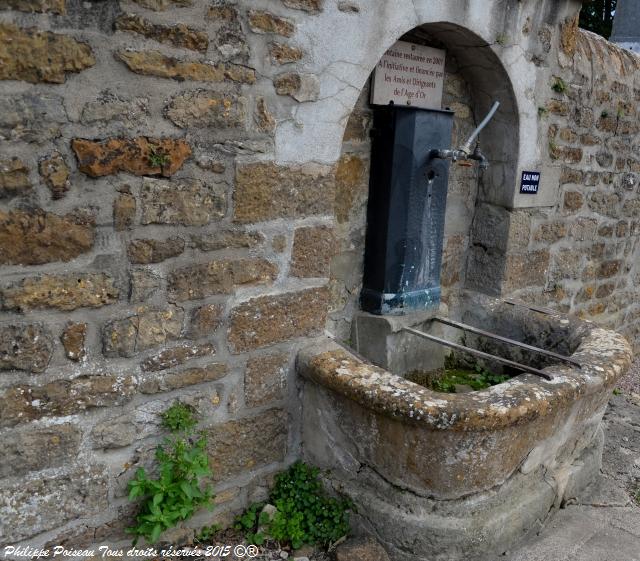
579, 0, 617, 39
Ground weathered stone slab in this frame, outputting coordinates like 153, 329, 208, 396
139, 362, 227, 393
131, 0, 191, 10
81, 93, 148, 126
129, 269, 161, 303
0, 93, 66, 143
269, 42, 304, 64
283, 0, 323, 11
116, 50, 255, 83
248, 10, 294, 37
335, 153, 366, 223
291, 226, 336, 278
2, 273, 119, 311
128, 237, 185, 264
39, 152, 70, 199
0, 422, 81, 478
140, 342, 215, 372
115, 14, 208, 52
0, 375, 136, 427
0, 466, 108, 544
72, 137, 191, 178
114, 190, 136, 231
103, 306, 184, 358
0, 323, 53, 373
0, 158, 31, 199
274, 72, 320, 102
228, 288, 329, 352
141, 178, 225, 226
168, 258, 277, 301
191, 229, 263, 252
0, 209, 95, 265
189, 304, 223, 338
0, 23, 94, 83
166, 90, 246, 128
245, 353, 288, 408
234, 162, 334, 223
204, 409, 288, 481
61, 323, 87, 361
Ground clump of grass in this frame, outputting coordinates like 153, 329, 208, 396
551, 77, 568, 94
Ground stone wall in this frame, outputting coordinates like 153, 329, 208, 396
493, 25, 640, 348
1, 0, 639, 551
0, 0, 333, 549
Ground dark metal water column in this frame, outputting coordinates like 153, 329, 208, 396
361, 106, 454, 315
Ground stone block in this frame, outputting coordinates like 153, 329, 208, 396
168, 258, 277, 301
128, 237, 185, 264
269, 42, 303, 64
0, 422, 81, 478
140, 342, 216, 372
141, 177, 225, 226
0, 23, 94, 83
291, 226, 336, 278
245, 353, 288, 408
130, 269, 161, 303
191, 229, 264, 252
503, 250, 550, 291
254, 97, 276, 132
0, 92, 66, 143
114, 191, 136, 231
228, 288, 329, 352
335, 537, 390, 561
0, 158, 31, 199
234, 162, 334, 223
81, 93, 149, 126
563, 191, 583, 212
0, 208, 94, 266
598, 260, 622, 278
189, 304, 224, 338
0, 466, 108, 544
138, 362, 227, 394
0, 375, 136, 428
343, 109, 372, 143
204, 409, 288, 481
115, 14, 208, 52
61, 322, 87, 361
72, 136, 191, 178
283, 0, 323, 11
274, 72, 320, 102
0, 323, 53, 373
533, 222, 567, 243
132, 0, 191, 9
39, 152, 69, 199
248, 10, 294, 37
116, 50, 255, 83
166, 90, 246, 129
335, 154, 366, 223
103, 306, 184, 358
2, 273, 119, 311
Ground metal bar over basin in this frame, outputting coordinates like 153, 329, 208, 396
433, 317, 582, 368
402, 327, 554, 381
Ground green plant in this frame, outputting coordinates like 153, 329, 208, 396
429, 362, 511, 394
235, 462, 352, 549
538, 106, 548, 117
161, 402, 197, 433
601, 110, 609, 118
196, 523, 221, 543
613, 388, 622, 396
127, 402, 214, 544
149, 146, 170, 168
551, 77, 567, 94
495, 33, 508, 46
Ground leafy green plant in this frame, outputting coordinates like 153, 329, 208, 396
538, 106, 548, 117
195, 523, 221, 543
612, 388, 622, 396
430, 362, 511, 394
127, 402, 214, 544
149, 146, 170, 168
161, 402, 197, 433
235, 462, 352, 550
551, 77, 568, 94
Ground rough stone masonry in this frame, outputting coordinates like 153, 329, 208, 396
0, 0, 639, 552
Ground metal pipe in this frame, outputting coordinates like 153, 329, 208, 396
402, 327, 554, 381
432, 317, 582, 368
460, 101, 500, 154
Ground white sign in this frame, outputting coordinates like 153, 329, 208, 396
371, 41, 446, 110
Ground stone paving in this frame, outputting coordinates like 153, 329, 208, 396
508, 378, 640, 561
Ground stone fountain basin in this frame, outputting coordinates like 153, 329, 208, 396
297, 292, 632, 561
